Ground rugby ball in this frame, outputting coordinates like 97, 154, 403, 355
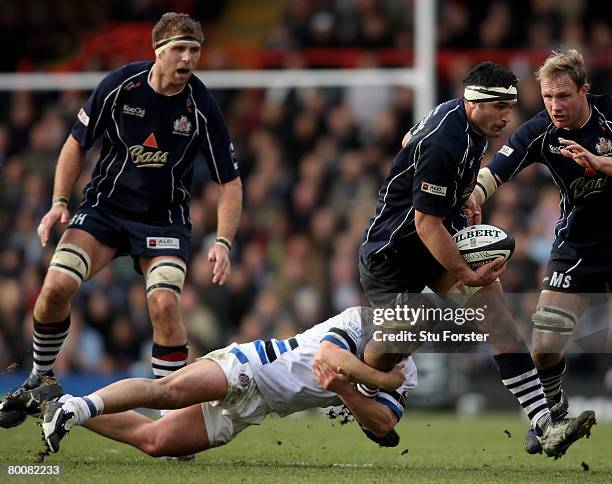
453, 224, 515, 270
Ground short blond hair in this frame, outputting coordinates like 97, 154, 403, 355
152, 12, 204, 47
536, 48, 588, 88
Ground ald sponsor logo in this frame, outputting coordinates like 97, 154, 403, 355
146, 237, 180, 249
421, 181, 447, 196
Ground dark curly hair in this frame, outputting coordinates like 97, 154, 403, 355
462, 61, 517, 88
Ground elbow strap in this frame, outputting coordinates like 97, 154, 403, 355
474, 167, 502, 203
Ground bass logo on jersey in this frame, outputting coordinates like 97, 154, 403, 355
570, 175, 608, 199
549, 144, 563, 154
595, 137, 612, 155
499, 145, 514, 156
129, 137, 169, 168
122, 104, 145, 118
421, 181, 447, 196
172, 115, 192, 136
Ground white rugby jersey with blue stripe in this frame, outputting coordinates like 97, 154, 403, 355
71, 61, 239, 225
230, 306, 417, 418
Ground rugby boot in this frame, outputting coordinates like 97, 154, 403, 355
539, 410, 596, 459
0, 371, 56, 428
524, 390, 569, 454
41, 401, 74, 453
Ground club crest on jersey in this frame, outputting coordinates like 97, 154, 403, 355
172, 115, 192, 136
595, 137, 612, 155
421, 181, 447, 196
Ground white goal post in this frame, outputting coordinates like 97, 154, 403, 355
0, 0, 435, 122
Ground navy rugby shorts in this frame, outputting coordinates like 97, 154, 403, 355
67, 204, 191, 273
358, 243, 446, 308
543, 241, 612, 294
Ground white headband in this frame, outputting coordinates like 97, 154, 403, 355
154, 35, 202, 57
464, 85, 518, 103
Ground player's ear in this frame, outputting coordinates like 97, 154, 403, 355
580, 83, 590, 96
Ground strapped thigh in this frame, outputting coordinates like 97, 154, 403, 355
532, 304, 578, 336
146, 258, 187, 299
49, 244, 92, 286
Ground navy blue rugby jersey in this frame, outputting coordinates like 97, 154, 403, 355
361, 98, 487, 258
488, 94, 612, 256
71, 61, 239, 225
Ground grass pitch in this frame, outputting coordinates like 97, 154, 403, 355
0, 411, 609, 483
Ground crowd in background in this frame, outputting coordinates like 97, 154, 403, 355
1, 1, 611, 379
271, 0, 611, 52
0, 0, 228, 71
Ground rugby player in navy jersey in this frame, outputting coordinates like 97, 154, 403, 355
0, 13, 242, 437
471, 49, 609, 454
358, 61, 595, 457
34, 307, 413, 456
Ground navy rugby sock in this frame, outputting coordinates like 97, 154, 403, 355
32, 316, 70, 376
151, 343, 188, 379
539, 357, 566, 407
494, 352, 551, 430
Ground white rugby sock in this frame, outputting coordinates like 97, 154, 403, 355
63, 395, 104, 425
55, 394, 73, 404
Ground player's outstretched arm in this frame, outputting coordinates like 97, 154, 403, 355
37, 135, 85, 247
559, 137, 612, 175
208, 177, 242, 285
313, 359, 397, 437
314, 341, 404, 391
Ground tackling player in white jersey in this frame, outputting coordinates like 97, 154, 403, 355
38, 307, 415, 457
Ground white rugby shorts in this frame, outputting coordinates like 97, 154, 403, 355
199, 344, 270, 447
